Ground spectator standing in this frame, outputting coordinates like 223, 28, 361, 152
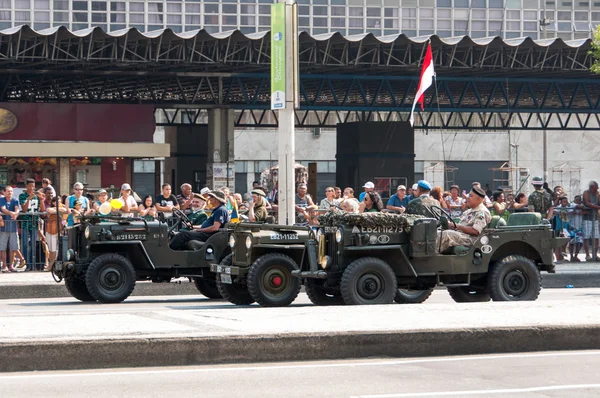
295, 183, 317, 223
118, 183, 138, 217
0, 186, 20, 272
386, 185, 409, 214
407, 183, 418, 201
359, 191, 384, 213
267, 181, 278, 207
138, 195, 157, 221
93, 189, 110, 215
177, 183, 194, 213
39, 178, 56, 198
319, 187, 339, 210
359, 181, 375, 202
155, 184, 179, 218
248, 189, 269, 222
44, 195, 65, 271
180, 194, 208, 230
583, 180, 600, 261
431, 186, 448, 210
66, 182, 93, 227
568, 195, 585, 262
334, 187, 342, 200
342, 187, 354, 199
445, 185, 466, 218
252, 181, 261, 190
19, 178, 45, 271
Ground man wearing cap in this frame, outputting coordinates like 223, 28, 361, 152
439, 186, 492, 253
248, 189, 269, 222
405, 180, 441, 219
359, 181, 375, 202
407, 183, 418, 201
583, 180, 600, 261
169, 190, 230, 250
387, 185, 409, 214
528, 177, 553, 219
180, 194, 208, 231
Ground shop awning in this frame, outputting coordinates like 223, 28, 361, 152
0, 142, 169, 158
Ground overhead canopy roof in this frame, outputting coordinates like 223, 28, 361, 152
0, 25, 594, 77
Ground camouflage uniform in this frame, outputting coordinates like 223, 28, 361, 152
439, 203, 491, 253
528, 189, 553, 217
405, 194, 441, 219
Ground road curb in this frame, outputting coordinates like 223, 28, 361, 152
2, 325, 600, 372
2, 272, 599, 299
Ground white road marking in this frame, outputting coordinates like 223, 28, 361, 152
354, 384, 600, 397
0, 350, 598, 380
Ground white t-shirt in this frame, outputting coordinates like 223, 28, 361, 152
119, 196, 137, 217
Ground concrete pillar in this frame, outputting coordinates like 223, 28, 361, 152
58, 158, 70, 196
207, 109, 235, 190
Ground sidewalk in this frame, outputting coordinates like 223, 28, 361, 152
1, 296, 599, 372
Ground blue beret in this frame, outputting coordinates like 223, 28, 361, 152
417, 180, 431, 190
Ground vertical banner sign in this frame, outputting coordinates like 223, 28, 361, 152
271, 2, 286, 110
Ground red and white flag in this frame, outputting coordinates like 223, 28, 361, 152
409, 43, 435, 127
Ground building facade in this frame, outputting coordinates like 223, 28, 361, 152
0, 0, 597, 40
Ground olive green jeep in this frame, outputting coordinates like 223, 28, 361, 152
212, 210, 567, 306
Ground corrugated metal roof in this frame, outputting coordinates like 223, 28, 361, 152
0, 24, 592, 50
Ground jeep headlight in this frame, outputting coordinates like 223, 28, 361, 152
84, 226, 90, 239
66, 249, 75, 261
245, 236, 252, 249
229, 235, 236, 248
335, 229, 343, 243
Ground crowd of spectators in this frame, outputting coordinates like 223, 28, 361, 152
2, 176, 599, 272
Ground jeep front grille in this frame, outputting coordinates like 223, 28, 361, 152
326, 233, 342, 267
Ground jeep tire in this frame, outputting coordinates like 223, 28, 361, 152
85, 253, 136, 303
447, 286, 491, 303
65, 274, 96, 302
305, 281, 345, 306
194, 276, 223, 299
215, 254, 254, 305
247, 253, 301, 307
488, 255, 541, 301
394, 288, 434, 304
340, 257, 396, 305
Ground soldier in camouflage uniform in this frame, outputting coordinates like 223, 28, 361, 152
439, 186, 492, 253
405, 180, 441, 219
527, 176, 554, 219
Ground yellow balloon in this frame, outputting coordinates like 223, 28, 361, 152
110, 199, 123, 210
99, 201, 112, 215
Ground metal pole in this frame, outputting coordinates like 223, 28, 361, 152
276, 0, 298, 226
543, 129, 548, 183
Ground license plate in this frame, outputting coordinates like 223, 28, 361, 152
220, 274, 232, 284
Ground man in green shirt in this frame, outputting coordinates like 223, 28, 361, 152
180, 194, 208, 231
18, 178, 45, 271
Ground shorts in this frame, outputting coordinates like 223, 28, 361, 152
0, 232, 20, 251
45, 233, 58, 252
583, 220, 600, 239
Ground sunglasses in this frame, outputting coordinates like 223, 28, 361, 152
326, 190, 334, 192
74, 188, 83, 191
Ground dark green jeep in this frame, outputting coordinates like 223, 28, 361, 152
213, 210, 567, 306
53, 210, 230, 303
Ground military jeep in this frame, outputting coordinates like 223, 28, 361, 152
214, 210, 567, 306
53, 211, 230, 303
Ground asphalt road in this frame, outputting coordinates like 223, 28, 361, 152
0, 287, 598, 316
1, 351, 599, 398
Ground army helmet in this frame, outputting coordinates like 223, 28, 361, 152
532, 176, 544, 186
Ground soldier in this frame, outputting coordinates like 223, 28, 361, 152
438, 186, 492, 253
405, 180, 441, 219
528, 176, 554, 219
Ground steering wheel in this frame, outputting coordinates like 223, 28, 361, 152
430, 205, 458, 230
169, 208, 192, 234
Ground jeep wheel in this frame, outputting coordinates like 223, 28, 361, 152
305, 282, 345, 306
447, 286, 491, 303
340, 257, 396, 305
194, 277, 223, 299
488, 255, 541, 301
247, 253, 301, 307
85, 253, 136, 303
65, 274, 96, 302
215, 254, 254, 305
394, 288, 434, 304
